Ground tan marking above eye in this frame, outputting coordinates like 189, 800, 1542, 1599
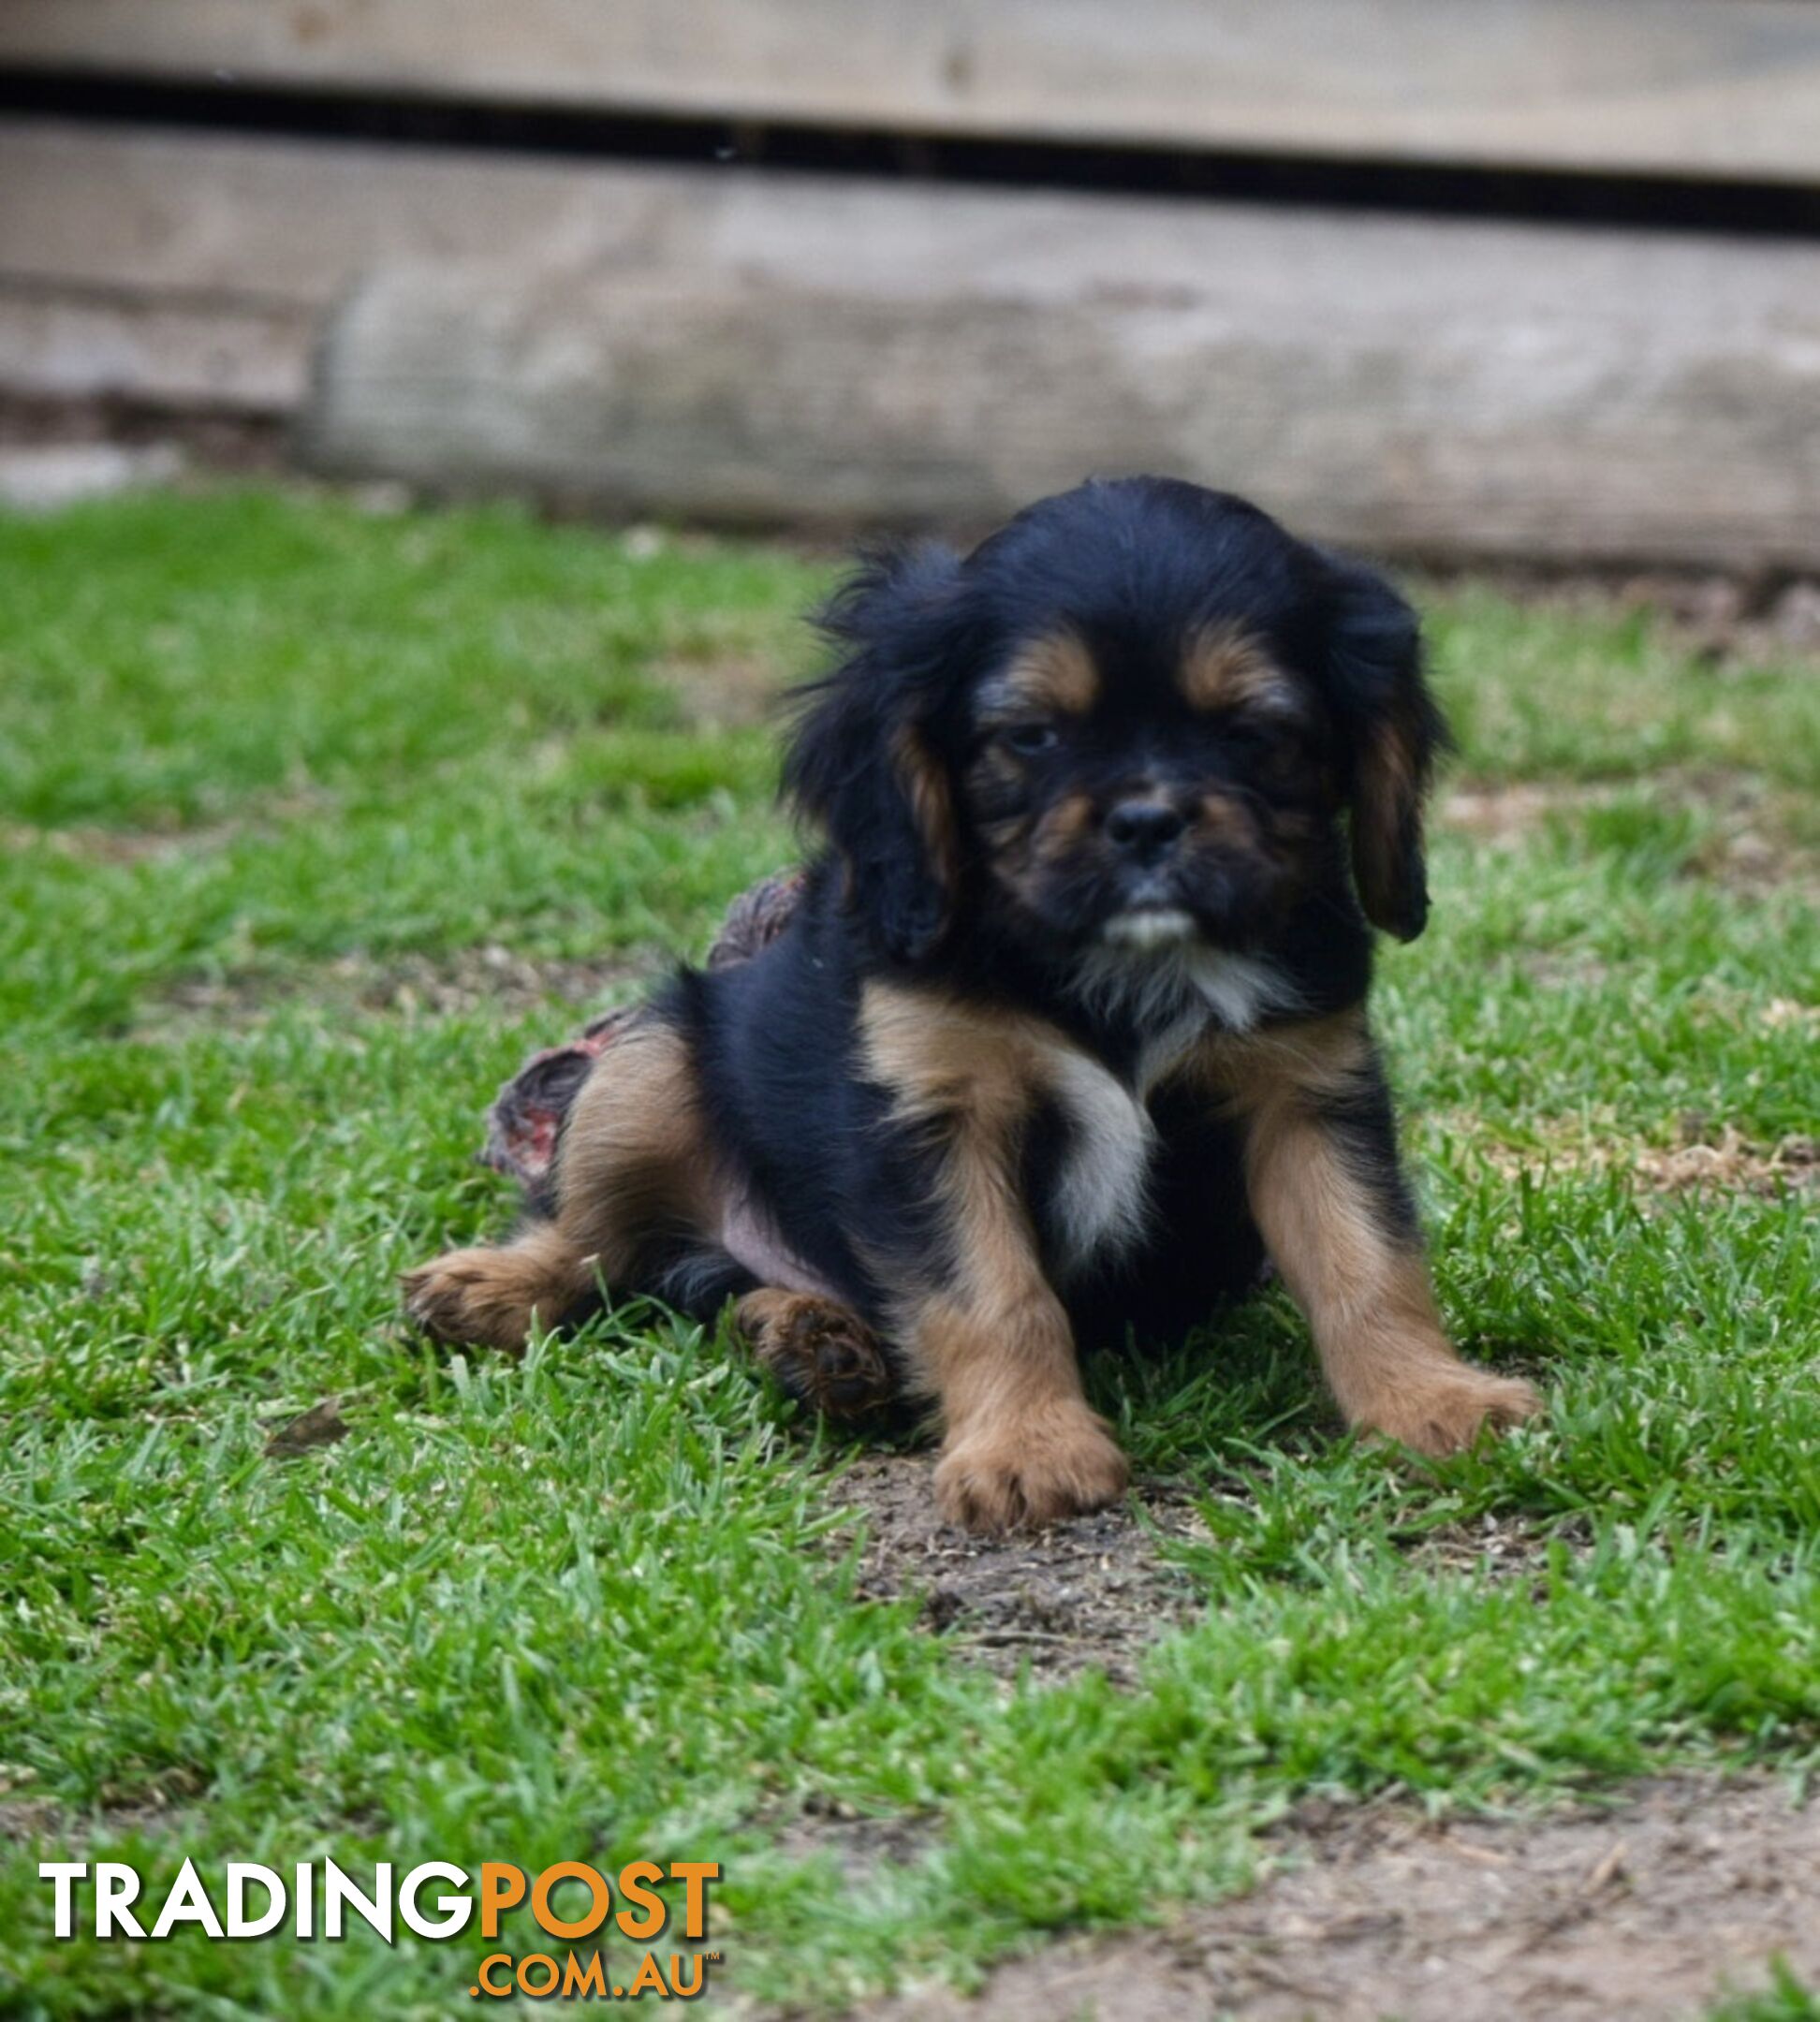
1179, 623, 1301, 717
983, 631, 1100, 721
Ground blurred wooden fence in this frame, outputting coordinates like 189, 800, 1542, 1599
3, 0, 1818, 561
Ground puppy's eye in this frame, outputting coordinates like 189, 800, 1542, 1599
1001, 722, 1058, 755
1226, 717, 1291, 758
1226, 718, 1308, 787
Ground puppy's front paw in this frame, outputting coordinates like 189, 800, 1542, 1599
402, 1246, 541, 1352
935, 1401, 1129, 1533
1359, 1368, 1542, 1458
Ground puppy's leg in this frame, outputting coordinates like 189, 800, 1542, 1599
904, 1123, 1125, 1531
401, 1221, 594, 1353
858, 982, 1127, 1531
732, 1289, 897, 1420
916, 1282, 1129, 1532
1231, 1017, 1540, 1455
404, 1018, 706, 1352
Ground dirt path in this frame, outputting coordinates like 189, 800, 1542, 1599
829, 1451, 1211, 1685
855, 1777, 1817, 2020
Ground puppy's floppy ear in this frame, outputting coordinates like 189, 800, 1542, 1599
783, 543, 970, 961
1318, 551, 1451, 941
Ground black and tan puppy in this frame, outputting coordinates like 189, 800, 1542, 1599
405, 477, 1539, 1530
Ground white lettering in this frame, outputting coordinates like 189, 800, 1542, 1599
150, 1858, 224, 1940
37, 1863, 86, 1940
226, 1864, 287, 1938
399, 1862, 471, 1940
95, 1863, 146, 1939
322, 1859, 393, 1942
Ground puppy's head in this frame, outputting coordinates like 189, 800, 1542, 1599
785, 478, 1446, 964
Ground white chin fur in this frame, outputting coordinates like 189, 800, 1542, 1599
1101, 908, 1196, 950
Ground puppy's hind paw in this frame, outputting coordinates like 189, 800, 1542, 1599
401, 1241, 581, 1354
733, 1289, 898, 1420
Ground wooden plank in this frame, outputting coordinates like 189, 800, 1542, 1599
301, 210, 1820, 568
16, 116, 1345, 309
5, 123, 1814, 562
0, 120, 682, 305
0, 283, 310, 409
4, 0, 1820, 184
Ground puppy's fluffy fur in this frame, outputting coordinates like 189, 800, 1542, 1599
405, 478, 1539, 1530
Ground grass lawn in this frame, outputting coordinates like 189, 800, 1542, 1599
1, 489, 1816, 2019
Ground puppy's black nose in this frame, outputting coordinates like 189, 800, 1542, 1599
1105, 799, 1185, 860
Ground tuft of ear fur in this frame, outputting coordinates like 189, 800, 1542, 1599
1318, 552, 1451, 942
783, 544, 971, 961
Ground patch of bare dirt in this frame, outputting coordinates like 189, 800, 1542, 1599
823, 1462, 1563, 1698
1608, 571, 1820, 663
1439, 769, 1814, 893
1435, 1108, 1818, 1201
830, 1453, 1209, 1686
316, 946, 652, 1019
1671, 771, 1818, 895
0, 1796, 66, 1843
858, 1777, 1819, 2022
2, 796, 327, 867
1637, 1121, 1818, 1199
1412, 1509, 1578, 1585
1440, 780, 1618, 842
771, 1796, 943, 1878
654, 651, 791, 729
1436, 564, 1820, 665
139, 945, 651, 1033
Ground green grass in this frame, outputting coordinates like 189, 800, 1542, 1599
1710, 1963, 1820, 2021
2, 489, 1816, 2018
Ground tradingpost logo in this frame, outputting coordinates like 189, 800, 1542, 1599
40, 1855, 723, 2001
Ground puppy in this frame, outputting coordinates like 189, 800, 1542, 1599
404, 477, 1540, 1530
